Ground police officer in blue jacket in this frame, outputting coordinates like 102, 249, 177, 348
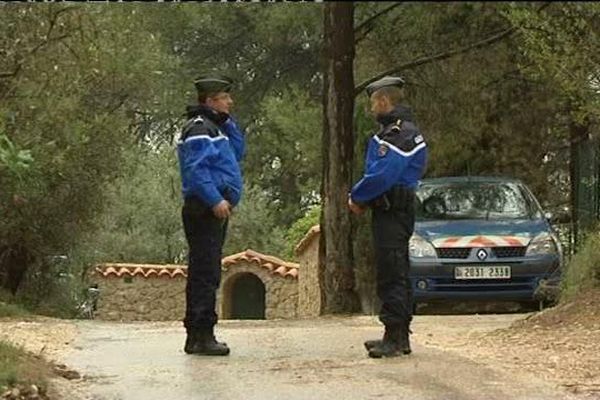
348, 76, 427, 358
177, 75, 245, 356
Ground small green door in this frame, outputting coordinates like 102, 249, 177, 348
231, 273, 266, 319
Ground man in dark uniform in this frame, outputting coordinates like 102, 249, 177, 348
348, 76, 427, 358
176, 75, 246, 356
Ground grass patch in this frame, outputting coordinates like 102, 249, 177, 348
0, 302, 30, 319
0, 290, 30, 319
0, 341, 49, 393
562, 232, 600, 301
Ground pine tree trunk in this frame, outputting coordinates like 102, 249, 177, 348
318, 2, 360, 314
0, 245, 30, 295
569, 116, 590, 251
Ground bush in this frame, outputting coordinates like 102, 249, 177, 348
13, 257, 84, 319
224, 185, 289, 257
0, 290, 29, 318
562, 231, 600, 300
284, 206, 321, 260
0, 301, 29, 319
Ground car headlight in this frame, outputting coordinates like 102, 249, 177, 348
526, 233, 558, 256
409, 234, 436, 258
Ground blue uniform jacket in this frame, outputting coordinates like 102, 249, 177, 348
351, 106, 427, 204
177, 105, 245, 207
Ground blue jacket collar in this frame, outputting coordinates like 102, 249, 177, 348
186, 104, 228, 125
376, 105, 414, 126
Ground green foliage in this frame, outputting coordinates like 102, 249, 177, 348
244, 87, 322, 227
0, 5, 179, 296
224, 185, 288, 257
145, 4, 322, 119
0, 301, 30, 319
562, 231, 600, 300
0, 342, 19, 390
504, 3, 600, 123
284, 206, 321, 260
0, 134, 33, 180
87, 147, 186, 264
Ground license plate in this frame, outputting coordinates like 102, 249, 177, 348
454, 266, 511, 280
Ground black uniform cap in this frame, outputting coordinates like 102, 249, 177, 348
194, 75, 234, 94
365, 76, 406, 97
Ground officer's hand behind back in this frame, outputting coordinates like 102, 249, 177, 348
348, 198, 366, 215
212, 200, 232, 219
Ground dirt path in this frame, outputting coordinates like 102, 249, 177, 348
415, 313, 600, 398
62, 315, 581, 400
0, 317, 77, 360
1, 314, 595, 400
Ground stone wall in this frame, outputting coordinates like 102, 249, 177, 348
92, 249, 302, 321
93, 275, 186, 321
297, 234, 321, 317
219, 262, 298, 320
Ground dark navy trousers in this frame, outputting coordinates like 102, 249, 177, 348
371, 189, 415, 328
182, 197, 227, 330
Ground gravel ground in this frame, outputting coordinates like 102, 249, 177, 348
0, 305, 598, 399
0, 317, 77, 360
418, 297, 600, 399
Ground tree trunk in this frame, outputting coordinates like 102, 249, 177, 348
569, 116, 590, 251
319, 2, 361, 314
0, 245, 31, 295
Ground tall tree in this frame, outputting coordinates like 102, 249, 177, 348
319, 2, 360, 313
0, 5, 176, 294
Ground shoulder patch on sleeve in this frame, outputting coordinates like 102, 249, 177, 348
377, 143, 389, 157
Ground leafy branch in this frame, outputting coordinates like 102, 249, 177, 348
355, 2, 553, 95
0, 135, 34, 179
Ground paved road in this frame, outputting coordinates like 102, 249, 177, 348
65, 315, 579, 400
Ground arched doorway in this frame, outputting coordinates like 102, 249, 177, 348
228, 273, 266, 319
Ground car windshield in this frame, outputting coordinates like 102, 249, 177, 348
416, 181, 540, 221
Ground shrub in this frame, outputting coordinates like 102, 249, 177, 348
562, 231, 600, 300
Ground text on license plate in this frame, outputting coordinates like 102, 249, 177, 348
454, 266, 511, 280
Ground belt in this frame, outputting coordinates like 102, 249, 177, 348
371, 186, 415, 211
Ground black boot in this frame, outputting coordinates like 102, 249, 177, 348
184, 327, 230, 356
368, 325, 402, 358
364, 338, 382, 352
364, 328, 392, 351
399, 325, 412, 355
184, 327, 228, 353
366, 324, 413, 354
184, 330, 199, 354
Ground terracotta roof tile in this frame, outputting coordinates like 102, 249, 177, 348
221, 249, 299, 279
94, 250, 300, 280
94, 263, 188, 279
171, 269, 186, 278
295, 224, 320, 256
144, 269, 158, 278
